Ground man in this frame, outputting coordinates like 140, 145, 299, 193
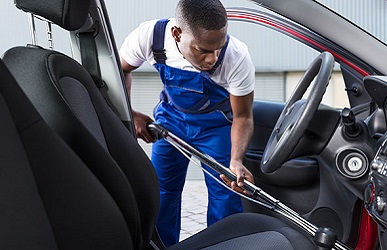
120, 0, 255, 246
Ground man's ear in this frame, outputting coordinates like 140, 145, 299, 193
171, 26, 182, 42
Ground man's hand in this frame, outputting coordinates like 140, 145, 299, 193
132, 110, 156, 143
220, 160, 254, 196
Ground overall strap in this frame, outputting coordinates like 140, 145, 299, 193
152, 19, 170, 64
152, 18, 229, 73
206, 34, 230, 75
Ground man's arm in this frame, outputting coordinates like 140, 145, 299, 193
222, 91, 255, 191
121, 58, 138, 97
121, 58, 156, 143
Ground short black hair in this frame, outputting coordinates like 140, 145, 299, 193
176, 0, 227, 33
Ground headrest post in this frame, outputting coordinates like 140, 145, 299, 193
46, 21, 54, 50
27, 13, 38, 46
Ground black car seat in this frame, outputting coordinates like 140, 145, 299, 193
1, 0, 315, 249
0, 58, 137, 249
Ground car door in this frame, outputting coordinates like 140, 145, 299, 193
226, 7, 369, 215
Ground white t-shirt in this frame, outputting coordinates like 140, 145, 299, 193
119, 18, 255, 96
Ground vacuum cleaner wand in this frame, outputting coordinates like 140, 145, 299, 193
146, 122, 350, 250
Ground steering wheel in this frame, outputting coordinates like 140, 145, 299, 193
261, 52, 335, 173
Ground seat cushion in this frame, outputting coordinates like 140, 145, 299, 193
168, 213, 315, 250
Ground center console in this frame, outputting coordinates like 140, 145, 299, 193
365, 136, 387, 248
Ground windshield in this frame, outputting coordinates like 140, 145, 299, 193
316, 0, 387, 43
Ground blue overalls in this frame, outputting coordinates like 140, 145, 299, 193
151, 19, 242, 247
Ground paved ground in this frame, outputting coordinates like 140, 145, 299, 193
180, 179, 208, 241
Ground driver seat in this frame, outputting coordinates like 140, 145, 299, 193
1, 0, 315, 249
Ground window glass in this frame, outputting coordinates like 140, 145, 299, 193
227, 11, 349, 108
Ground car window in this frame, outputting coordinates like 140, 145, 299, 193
227, 9, 349, 108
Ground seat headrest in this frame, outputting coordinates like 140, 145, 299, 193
15, 0, 92, 31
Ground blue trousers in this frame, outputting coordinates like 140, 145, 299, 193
152, 102, 242, 247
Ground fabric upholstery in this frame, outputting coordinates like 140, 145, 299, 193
0, 76, 57, 250
3, 46, 160, 250
0, 59, 133, 249
167, 213, 315, 250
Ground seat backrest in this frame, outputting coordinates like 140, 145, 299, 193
0, 58, 136, 249
2, 1, 160, 249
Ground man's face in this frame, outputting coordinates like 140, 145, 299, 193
172, 25, 227, 71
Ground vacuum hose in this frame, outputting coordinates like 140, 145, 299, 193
147, 122, 349, 250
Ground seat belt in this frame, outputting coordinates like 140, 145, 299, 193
79, 32, 104, 87
78, 31, 120, 116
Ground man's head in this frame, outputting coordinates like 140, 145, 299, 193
172, 0, 228, 71
175, 0, 227, 34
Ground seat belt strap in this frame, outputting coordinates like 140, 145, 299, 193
79, 32, 104, 88
78, 31, 120, 116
